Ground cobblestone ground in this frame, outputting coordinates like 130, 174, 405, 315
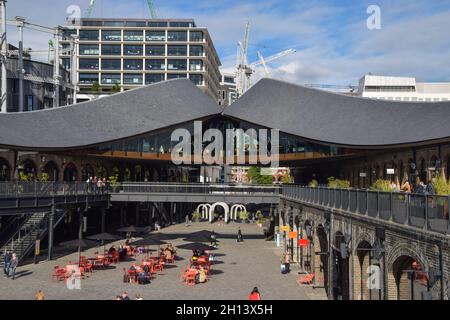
0, 222, 327, 300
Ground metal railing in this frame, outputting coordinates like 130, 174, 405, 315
114, 182, 281, 196
282, 185, 450, 235
0, 181, 109, 198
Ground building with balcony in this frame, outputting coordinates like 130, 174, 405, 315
61, 18, 222, 103
218, 72, 237, 107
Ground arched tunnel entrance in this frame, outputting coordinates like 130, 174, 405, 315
332, 231, 350, 300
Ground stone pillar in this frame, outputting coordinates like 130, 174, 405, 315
47, 204, 55, 261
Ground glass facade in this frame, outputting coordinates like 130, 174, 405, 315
101, 73, 121, 84
123, 73, 143, 85
102, 44, 121, 55
146, 45, 165, 56
145, 59, 165, 71
102, 30, 121, 41
167, 31, 187, 42
79, 44, 99, 55
167, 59, 187, 70
79, 30, 99, 41
167, 45, 187, 56
190, 74, 203, 85
124, 45, 143, 56
123, 59, 143, 70
148, 21, 168, 27
189, 45, 203, 56
79, 59, 99, 70
189, 60, 203, 71
190, 31, 203, 42
79, 73, 99, 84
146, 31, 166, 41
145, 73, 165, 84
102, 59, 121, 70
124, 30, 144, 41
167, 73, 187, 79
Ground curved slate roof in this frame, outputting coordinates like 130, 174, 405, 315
0, 79, 219, 150
223, 78, 450, 147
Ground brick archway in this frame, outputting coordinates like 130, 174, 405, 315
353, 240, 372, 300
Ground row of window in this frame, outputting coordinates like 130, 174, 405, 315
374, 96, 450, 102
79, 59, 204, 71
79, 30, 203, 42
79, 73, 204, 85
79, 44, 204, 57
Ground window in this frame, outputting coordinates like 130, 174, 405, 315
170, 21, 193, 28
167, 31, 187, 42
62, 58, 71, 70
125, 21, 146, 27
189, 60, 203, 71
146, 45, 165, 56
146, 31, 166, 41
189, 45, 203, 56
124, 45, 143, 56
102, 30, 121, 41
79, 30, 99, 41
124, 30, 143, 41
79, 73, 99, 84
190, 31, 203, 42
190, 74, 203, 85
102, 44, 121, 55
101, 73, 121, 84
123, 59, 143, 70
167, 74, 187, 79
167, 45, 187, 56
79, 44, 99, 55
145, 59, 165, 70
79, 59, 99, 70
167, 59, 187, 70
101, 59, 121, 70
82, 20, 102, 26
148, 21, 168, 27
104, 21, 125, 27
123, 73, 143, 84
62, 29, 76, 41
145, 73, 165, 84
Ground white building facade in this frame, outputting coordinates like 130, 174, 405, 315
358, 75, 450, 102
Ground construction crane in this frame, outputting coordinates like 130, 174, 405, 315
235, 21, 296, 98
85, 0, 157, 18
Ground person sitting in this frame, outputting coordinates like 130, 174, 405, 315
164, 248, 173, 261
248, 287, 262, 300
198, 265, 207, 284
108, 246, 116, 255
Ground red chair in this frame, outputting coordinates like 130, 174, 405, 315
185, 272, 196, 286
153, 262, 164, 275
179, 267, 186, 283
297, 273, 315, 285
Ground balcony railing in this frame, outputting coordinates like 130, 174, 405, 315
281, 185, 450, 235
0, 182, 109, 199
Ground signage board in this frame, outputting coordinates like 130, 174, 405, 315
298, 238, 309, 247
386, 168, 395, 175
280, 226, 290, 233
288, 232, 298, 239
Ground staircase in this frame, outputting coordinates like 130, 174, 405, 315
0, 210, 67, 267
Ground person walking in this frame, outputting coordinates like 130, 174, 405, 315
3, 250, 11, 277
248, 287, 262, 300
185, 214, 190, 227
237, 228, 243, 243
9, 253, 18, 280
121, 291, 130, 300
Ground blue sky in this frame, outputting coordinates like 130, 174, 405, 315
5, 0, 450, 85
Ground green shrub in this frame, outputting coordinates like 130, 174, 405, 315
239, 211, 249, 221
256, 210, 264, 220
327, 177, 351, 189
308, 179, 318, 188
434, 174, 450, 195
192, 212, 201, 220
371, 179, 394, 192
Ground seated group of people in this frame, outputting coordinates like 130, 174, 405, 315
129, 263, 151, 285
108, 245, 133, 260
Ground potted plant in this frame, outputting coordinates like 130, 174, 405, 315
239, 210, 249, 223
192, 211, 201, 222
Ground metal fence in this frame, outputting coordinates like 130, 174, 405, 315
282, 185, 450, 235
115, 182, 281, 195
0, 182, 109, 198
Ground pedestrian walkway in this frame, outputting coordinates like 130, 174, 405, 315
0, 221, 327, 300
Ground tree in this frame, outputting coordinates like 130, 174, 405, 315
247, 167, 273, 185
91, 81, 100, 93
112, 83, 121, 93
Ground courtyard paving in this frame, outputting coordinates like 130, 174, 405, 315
0, 221, 327, 300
